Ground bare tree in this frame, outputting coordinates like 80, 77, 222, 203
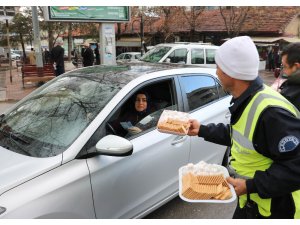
180, 6, 205, 42
219, 6, 251, 38
10, 13, 33, 60
39, 7, 67, 50
160, 6, 175, 42
152, 6, 181, 42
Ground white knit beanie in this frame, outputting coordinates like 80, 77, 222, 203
215, 36, 259, 80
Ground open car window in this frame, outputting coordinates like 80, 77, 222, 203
107, 78, 178, 139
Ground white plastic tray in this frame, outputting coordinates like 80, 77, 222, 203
178, 165, 237, 203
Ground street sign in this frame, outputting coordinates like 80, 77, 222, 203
43, 6, 130, 22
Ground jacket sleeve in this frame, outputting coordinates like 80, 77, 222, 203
198, 123, 231, 146
246, 107, 300, 198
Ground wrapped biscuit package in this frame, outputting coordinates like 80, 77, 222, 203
157, 110, 190, 136
179, 161, 236, 203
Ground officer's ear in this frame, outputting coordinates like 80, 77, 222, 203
295, 62, 300, 69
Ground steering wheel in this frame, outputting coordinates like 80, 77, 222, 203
106, 122, 116, 135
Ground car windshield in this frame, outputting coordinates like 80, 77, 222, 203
140, 46, 171, 62
116, 54, 124, 60
0, 66, 131, 158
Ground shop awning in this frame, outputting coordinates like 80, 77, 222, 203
223, 36, 300, 44
281, 37, 300, 43
250, 37, 283, 43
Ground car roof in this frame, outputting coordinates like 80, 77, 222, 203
121, 52, 141, 55
64, 62, 217, 85
155, 43, 219, 49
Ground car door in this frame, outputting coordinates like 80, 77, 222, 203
178, 74, 231, 165
84, 77, 190, 218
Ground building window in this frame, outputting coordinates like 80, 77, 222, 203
6, 11, 15, 16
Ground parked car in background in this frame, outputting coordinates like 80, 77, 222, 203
10, 52, 21, 60
0, 63, 231, 218
11, 50, 23, 57
140, 42, 219, 68
116, 52, 141, 63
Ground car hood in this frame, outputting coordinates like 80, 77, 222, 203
0, 146, 62, 195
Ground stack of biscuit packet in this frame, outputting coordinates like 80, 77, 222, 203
181, 161, 232, 200
157, 110, 190, 135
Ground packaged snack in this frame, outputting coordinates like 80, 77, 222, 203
157, 110, 190, 135
179, 161, 236, 203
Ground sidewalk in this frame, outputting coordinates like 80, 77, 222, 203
0, 63, 276, 103
0, 61, 77, 102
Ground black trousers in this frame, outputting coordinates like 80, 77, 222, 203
55, 65, 65, 76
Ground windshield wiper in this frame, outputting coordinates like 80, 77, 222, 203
10, 132, 30, 145
0, 128, 31, 156
0, 114, 5, 125
9, 132, 31, 156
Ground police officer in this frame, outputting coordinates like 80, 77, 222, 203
279, 42, 300, 111
188, 36, 300, 219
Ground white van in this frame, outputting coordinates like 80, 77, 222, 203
140, 43, 219, 68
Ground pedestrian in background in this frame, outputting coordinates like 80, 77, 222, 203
28, 48, 36, 65
279, 42, 300, 111
44, 48, 51, 64
94, 43, 100, 65
268, 48, 275, 71
51, 38, 65, 76
81, 42, 94, 67
188, 36, 300, 219
71, 47, 79, 67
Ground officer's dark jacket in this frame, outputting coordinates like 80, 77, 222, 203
198, 76, 300, 218
279, 69, 300, 111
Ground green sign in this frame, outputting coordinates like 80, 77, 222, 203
47, 6, 130, 22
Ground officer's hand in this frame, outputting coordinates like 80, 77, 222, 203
187, 119, 200, 136
128, 126, 142, 135
226, 177, 247, 196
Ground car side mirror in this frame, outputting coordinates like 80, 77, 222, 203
96, 135, 133, 156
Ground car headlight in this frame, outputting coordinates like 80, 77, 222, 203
0, 206, 6, 215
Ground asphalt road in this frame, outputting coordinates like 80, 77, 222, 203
145, 196, 236, 219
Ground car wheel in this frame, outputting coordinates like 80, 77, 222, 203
16, 56, 20, 60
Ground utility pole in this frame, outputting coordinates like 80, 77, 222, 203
6, 19, 12, 83
31, 6, 43, 70
140, 7, 145, 56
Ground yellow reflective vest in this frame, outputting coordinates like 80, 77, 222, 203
231, 84, 300, 218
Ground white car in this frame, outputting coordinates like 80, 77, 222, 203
140, 43, 219, 68
0, 64, 231, 218
10, 52, 21, 60
116, 52, 141, 62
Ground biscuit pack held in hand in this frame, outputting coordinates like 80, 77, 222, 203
179, 161, 237, 203
157, 110, 190, 135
